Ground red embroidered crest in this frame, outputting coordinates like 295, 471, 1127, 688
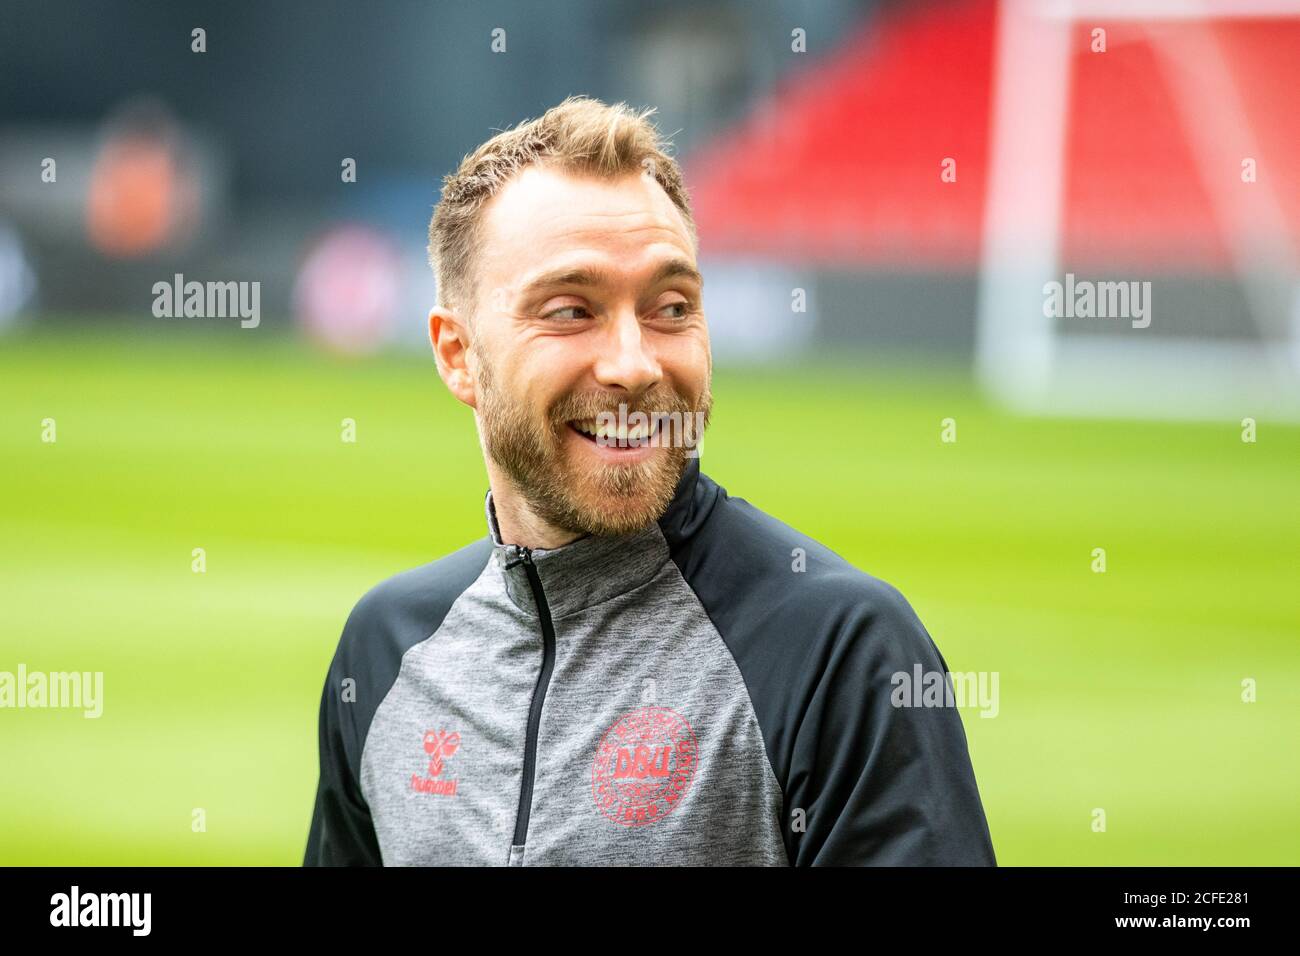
591, 706, 697, 827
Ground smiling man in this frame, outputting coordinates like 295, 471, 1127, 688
303, 95, 996, 867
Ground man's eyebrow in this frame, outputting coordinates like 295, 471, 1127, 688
517, 258, 703, 300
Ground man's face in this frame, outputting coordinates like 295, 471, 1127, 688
468, 163, 712, 537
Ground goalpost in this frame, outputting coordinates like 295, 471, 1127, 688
975, 0, 1300, 421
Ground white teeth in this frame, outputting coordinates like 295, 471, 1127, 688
570, 415, 658, 444
598, 422, 635, 441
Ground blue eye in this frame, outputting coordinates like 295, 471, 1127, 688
659, 301, 690, 319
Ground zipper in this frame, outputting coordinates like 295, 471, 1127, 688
506, 544, 557, 849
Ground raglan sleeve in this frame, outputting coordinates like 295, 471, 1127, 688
783, 580, 997, 866
303, 636, 384, 866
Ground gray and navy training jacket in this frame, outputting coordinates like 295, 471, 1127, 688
303, 458, 996, 866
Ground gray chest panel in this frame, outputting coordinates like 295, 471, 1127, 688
358, 553, 787, 866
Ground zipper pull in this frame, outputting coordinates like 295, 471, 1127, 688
504, 544, 533, 570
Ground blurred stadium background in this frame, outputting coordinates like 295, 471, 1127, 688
1, 0, 1297, 864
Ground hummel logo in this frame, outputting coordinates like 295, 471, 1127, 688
410, 729, 460, 796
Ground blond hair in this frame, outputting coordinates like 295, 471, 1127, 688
428, 95, 697, 322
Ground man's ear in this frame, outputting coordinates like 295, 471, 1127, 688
428, 306, 477, 409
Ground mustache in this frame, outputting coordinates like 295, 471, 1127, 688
549, 388, 700, 424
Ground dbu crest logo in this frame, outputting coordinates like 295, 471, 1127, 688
615, 745, 672, 779
410, 729, 460, 796
591, 706, 697, 827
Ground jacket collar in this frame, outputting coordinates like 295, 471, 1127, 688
485, 458, 704, 620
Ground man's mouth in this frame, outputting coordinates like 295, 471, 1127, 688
566, 416, 658, 449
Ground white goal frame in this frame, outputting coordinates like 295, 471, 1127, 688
975, 0, 1300, 420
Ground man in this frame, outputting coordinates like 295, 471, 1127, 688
304, 95, 996, 866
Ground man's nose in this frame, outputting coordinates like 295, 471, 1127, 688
592, 308, 662, 394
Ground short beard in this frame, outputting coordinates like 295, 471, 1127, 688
475, 354, 711, 538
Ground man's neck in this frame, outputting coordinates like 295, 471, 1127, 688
485, 465, 583, 551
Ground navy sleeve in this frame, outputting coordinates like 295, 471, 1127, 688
303, 640, 383, 866
784, 584, 996, 865
661, 468, 996, 867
